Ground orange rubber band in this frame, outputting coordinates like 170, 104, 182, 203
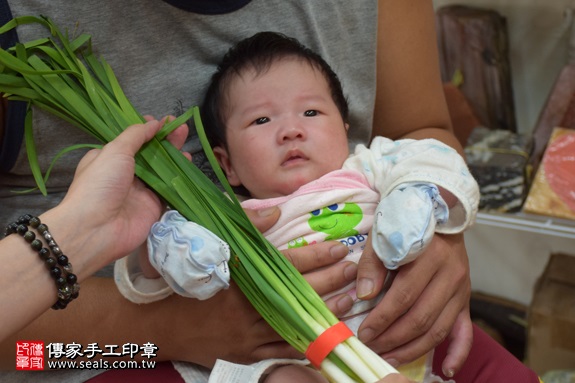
305, 321, 353, 368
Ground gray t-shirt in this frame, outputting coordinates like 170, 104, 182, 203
0, 1, 377, 381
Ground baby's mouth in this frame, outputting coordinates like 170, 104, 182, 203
282, 150, 308, 166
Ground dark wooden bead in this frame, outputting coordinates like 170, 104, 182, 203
57, 255, 69, 266
50, 267, 62, 279
5, 222, 18, 236
16, 224, 27, 235
37, 223, 49, 234
66, 273, 77, 285
23, 231, 35, 243
52, 300, 67, 310
38, 248, 50, 260
45, 257, 57, 268
29, 216, 41, 228
9, 214, 80, 311
31, 239, 43, 251
17, 214, 32, 225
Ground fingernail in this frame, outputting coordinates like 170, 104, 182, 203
443, 368, 454, 378
386, 358, 399, 368
330, 244, 348, 259
257, 207, 277, 217
359, 328, 375, 343
336, 295, 354, 313
344, 263, 358, 280
357, 278, 374, 298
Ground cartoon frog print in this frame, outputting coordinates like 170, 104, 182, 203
308, 203, 363, 241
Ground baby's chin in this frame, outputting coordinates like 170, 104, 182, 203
252, 177, 313, 199
279, 176, 315, 196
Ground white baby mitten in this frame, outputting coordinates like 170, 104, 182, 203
147, 210, 231, 300
114, 249, 174, 304
372, 183, 448, 269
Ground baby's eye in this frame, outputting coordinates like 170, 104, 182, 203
304, 110, 318, 117
254, 117, 270, 125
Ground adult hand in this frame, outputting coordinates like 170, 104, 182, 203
158, 208, 355, 366
246, 207, 357, 316
356, 232, 473, 377
159, 282, 300, 366
45, 119, 189, 279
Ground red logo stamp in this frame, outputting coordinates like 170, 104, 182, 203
16, 341, 44, 370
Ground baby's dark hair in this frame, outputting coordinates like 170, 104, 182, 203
201, 31, 349, 148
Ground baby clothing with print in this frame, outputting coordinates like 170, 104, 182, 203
114, 136, 479, 383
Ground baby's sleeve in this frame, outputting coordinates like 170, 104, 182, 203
114, 210, 231, 304
343, 136, 479, 233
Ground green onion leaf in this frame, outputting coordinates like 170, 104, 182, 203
0, 15, 400, 382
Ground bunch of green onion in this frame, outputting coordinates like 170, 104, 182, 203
0, 16, 399, 382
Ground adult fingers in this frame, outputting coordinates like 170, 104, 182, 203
303, 260, 357, 297
282, 242, 355, 298
363, 242, 471, 367
356, 231, 388, 300
251, 340, 303, 361
323, 292, 355, 317
359, 233, 469, 348
72, 120, 161, 195
162, 115, 189, 150
245, 206, 351, 273
440, 309, 473, 377
358, 258, 433, 345
246, 207, 355, 313
105, 120, 162, 157
245, 207, 281, 233
143, 114, 189, 154
282, 241, 349, 274
74, 147, 101, 173
377, 289, 463, 366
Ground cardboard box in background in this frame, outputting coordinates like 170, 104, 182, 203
527, 253, 575, 375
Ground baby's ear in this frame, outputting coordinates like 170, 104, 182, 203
213, 146, 241, 186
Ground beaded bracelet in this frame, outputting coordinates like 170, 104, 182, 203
4, 214, 80, 310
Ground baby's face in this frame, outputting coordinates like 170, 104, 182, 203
215, 58, 349, 199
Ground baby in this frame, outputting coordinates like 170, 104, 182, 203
115, 32, 479, 383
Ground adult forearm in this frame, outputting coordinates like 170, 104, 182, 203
398, 126, 464, 156
0, 275, 301, 370
0, 277, 170, 369
0, 204, 131, 342
0, 234, 59, 341
374, 0, 454, 149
